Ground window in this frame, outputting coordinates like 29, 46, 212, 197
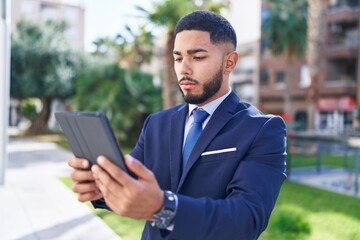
300, 65, 311, 88
275, 70, 285, 88
260, 68, 269, 87
40, 4, 58, 20
65, 7, 79, 25
327, 59, 356, 83
343, 111, 353, 130
20, 0, 34, 15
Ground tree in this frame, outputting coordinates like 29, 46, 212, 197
306, 0, 324, 130
262, 0, 308, 124
92, 24, 154, 69
73, 63, 162, 147
116, 24, 154, 68
136, 0, 229, 109
11, 19, 82, 134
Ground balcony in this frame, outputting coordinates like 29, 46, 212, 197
328, 0, 359, 11
326, 22, 359, 57
327, 0, 360, 23
326, 58, 357, 88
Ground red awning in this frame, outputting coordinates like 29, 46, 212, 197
317, 97, 356, 111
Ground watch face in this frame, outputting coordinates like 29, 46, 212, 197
152, 191, 177, 229
153, 209, 176, 229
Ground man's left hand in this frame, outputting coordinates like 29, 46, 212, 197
91, 155, 164, 220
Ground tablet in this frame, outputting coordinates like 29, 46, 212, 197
55, 111, 135, 178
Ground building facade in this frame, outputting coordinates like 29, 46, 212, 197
225, 0, 261, 107
11, 0, 84, 50
260, 0, 359, 133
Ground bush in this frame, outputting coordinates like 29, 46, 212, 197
21, 98, 38, 120
270, 205, 311, 239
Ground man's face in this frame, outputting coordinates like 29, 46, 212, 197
173, 30, 229, 106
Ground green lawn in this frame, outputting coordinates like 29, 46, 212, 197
260, 181, 360, 240
289, 153, 355, 169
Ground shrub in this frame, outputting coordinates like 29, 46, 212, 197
270, 205, 311, 239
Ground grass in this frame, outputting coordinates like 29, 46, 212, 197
260, 181, 360, 240
289, 152, 355, 169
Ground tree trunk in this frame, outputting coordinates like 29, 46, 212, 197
162, 31, 180, 109
25, 98, 52, 135
306, 0, 323, 131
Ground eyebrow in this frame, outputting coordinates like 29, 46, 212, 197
173, 48, 208, 55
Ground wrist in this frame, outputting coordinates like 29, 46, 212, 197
151, 190, 178, 229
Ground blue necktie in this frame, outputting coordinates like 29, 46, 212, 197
182, 108, 209, 172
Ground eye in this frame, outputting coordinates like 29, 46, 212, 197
194, 56, 205, 60
174, 57, 183, 62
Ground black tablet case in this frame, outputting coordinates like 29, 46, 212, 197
55, 111, 133, 176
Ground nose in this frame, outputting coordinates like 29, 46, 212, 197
179, 58, 193, 76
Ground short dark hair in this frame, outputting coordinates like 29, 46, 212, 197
174, 10, 237, 49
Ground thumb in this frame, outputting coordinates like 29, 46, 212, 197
125, 155, 155, 181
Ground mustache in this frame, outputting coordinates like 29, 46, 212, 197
179, 76, 199, 84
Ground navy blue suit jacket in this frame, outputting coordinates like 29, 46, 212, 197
95, 91, 287, 240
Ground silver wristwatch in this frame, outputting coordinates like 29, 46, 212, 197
151, 190, 177, 229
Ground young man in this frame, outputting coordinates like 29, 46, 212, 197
68, 10, 287, 240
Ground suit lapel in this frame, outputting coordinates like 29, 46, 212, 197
169, 104, 188, 191
177, 92, 240, 191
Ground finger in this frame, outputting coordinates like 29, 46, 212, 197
78, 191, 103, 202
96, 156, 132, 186
92, 170, 119, 201
72, 181, 99, 194
125, 155, 154, 182
71, 169, 94, 182
68, 158, 90, 169
92, 163, 122, 191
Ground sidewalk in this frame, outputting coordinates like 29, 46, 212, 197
289, 166, 360, 198
0, 138, 121, 240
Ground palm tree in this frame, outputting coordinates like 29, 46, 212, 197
92, 24, 154, 69
306, 0, 324, 130
116, 24, 154, 68
262, 0, 308, 124
136, 0, 229, 109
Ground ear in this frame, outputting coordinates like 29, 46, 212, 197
223, 51, 238, 75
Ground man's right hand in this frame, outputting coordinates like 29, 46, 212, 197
68, 158, 103, 202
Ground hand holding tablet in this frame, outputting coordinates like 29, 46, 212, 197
55, 111, 136, 178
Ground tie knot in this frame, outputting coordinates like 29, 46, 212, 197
192, 109, 209, 124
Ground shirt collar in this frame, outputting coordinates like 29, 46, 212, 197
187, 89, 232, 117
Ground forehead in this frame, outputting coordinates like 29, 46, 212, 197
174, 30, 215, 52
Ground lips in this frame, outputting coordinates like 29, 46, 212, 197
180, 80, 197, 90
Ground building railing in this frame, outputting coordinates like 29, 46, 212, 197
328, 0, 359, 11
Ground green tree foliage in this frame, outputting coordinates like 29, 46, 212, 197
136, 0, 229, 109
262, 0, 307, 124
11, 19, 83, 134
74, 63, 162, 147
262, 0, 307, 57
92, 24, 154, 68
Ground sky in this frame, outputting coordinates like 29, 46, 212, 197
63, 0, 153, 52
63, 0, 260, 52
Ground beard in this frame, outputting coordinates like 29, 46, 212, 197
179, 65, 223, 105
